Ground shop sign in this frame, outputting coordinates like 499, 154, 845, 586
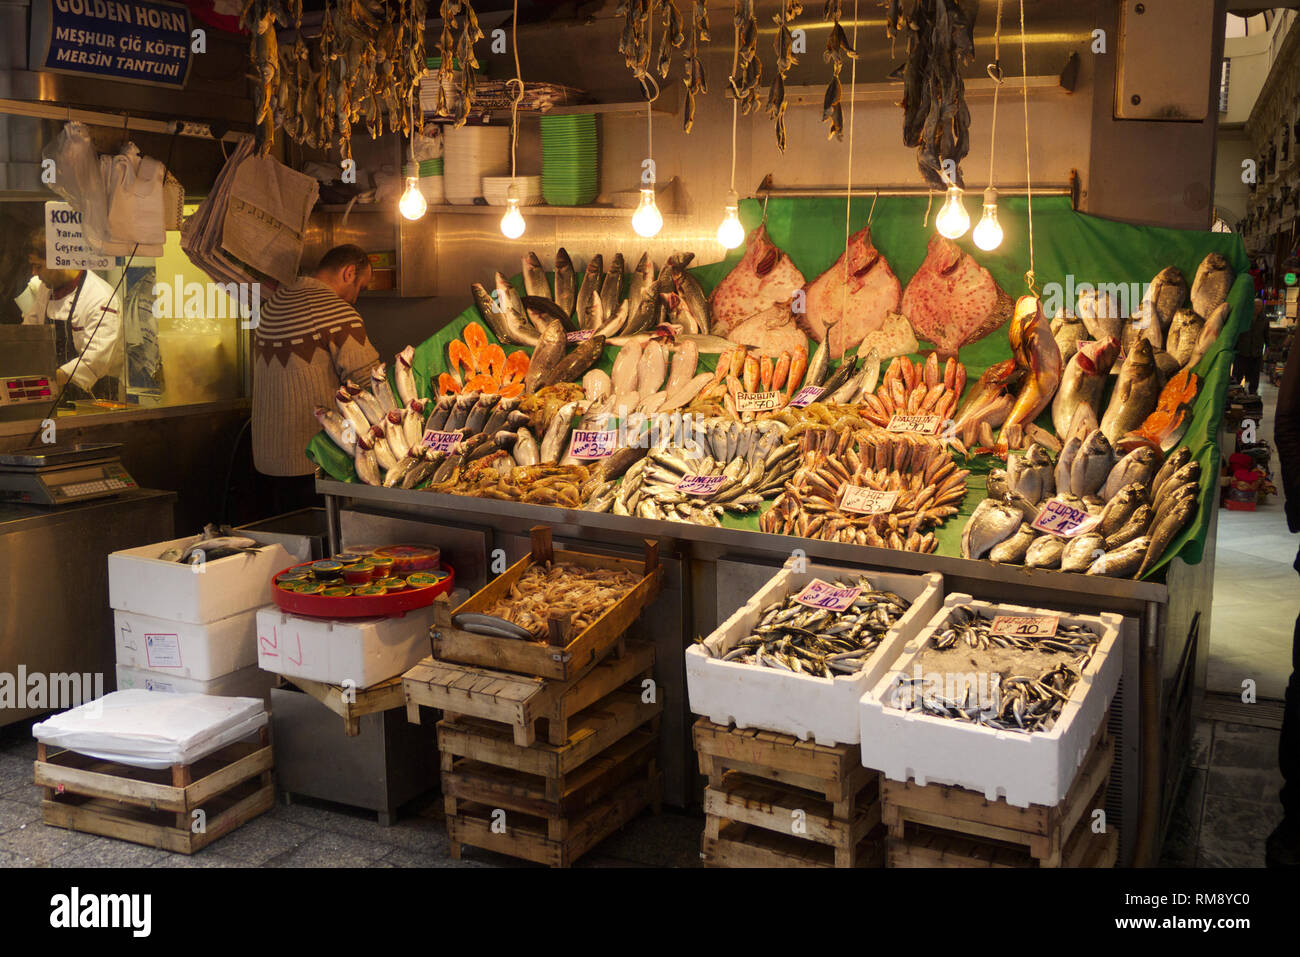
1030, 498, 1100, 537
989, 615, 1060, 639
30, 0, 193, 89
792, 578, 862, 612
787, 385, 824, 409
44, 201, 112, 270
568, 429, 617, 459
839, 485, 899, 515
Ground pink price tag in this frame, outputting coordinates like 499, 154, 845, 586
839, 485, 900, 515
1030, 498, 1101, 537
566, 330, 594, 343
886, 414, 941, 434
792, 579, 862, 612
674, 474, 728, 496
989, 614, 1060, 639
735, 390, 781, 413
421, 430, 461, 454
787, 385, 825, 409
568, 429, 617, 459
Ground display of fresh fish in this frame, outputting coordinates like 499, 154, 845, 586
1164, 307, 1205, 367
1025, 534, 1066, 569
1050, 312, 1087, 364
1187, 302, 1229, 370
1137, 494, 1197, 578
709, 225, 806, 335
525, 319, 567, 394
1145, 266, 1188, 332
369, 425, 398, 471
665, 340, 698, 395
724, 304, 808, 359
668, 264, 711, 335
952, 359, 1021, 447
471, 282, 516, 344
798, 226, 902, 359
829, 347, 880, 405
445, 390, 480, 431
1098, 483, 1147, 538
523, 251, 551, 301
996, 297, 1063, 453
1190, 252, 1234, 319
369, 364, 398, 413
315, 406, 358, 455
626, 252, 655, 320
1105, 503, 1152, 550
539, 400, 578, 463
1069, 429, 1115, 498
384, 409, 411, 459
1051, 336, 1120, 437
1087, 536, 1150, 577
554, 248, 577, 317
1101, 446, 1161, 501
349, 383, 387, 427
961, 498, 1023, 559
1100, 338, 1165, 444
1077, 287, 1122, 343
1060, 532, 1106, 573
576, 254, 604, 331
988, 523, 1037, 564
637, 340, 668, 395
522, 295, 574, 333
537, 335, 606, 390
335, 387, 372, 437
1151, 446, 1191, 501
1007, 443, 1055, 505
900, 233, 1015, 358
600, 253, 624, 323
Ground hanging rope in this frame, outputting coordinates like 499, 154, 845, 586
1020, 0, 1036, 296
506, 0, 524, 184
986, 0, 1004, 191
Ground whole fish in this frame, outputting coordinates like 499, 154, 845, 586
1054, 435, 1081, 494
1025, 534, 1067, 569
1087, 536, 1151, 577
427, 394, 456, 431
472, 282, 517, 344
623, 270, 675, 336
445, 390, 480, 431
370, 426, 398, 471
1100, 338, 1164, 445
626, 252, 655, 318
1190, 252, 1234, 319
1154, 461, 1201, 511
537, 335, 606, 389
637, 340, 668, 394
384, 449, 422, 488
805, 335, 832, 388
988, 523, 1038, 564
1098, 483, 1147, 538
600, 253, 625, 322
670, 265, 712, 335
1050, 312, 1087, 364
953, 359, 1021, 446
402, 405, 424, 449
1187, 301, 1229, 369
491, 273, 541, 346
384, 409, 411, 459
539, 400, 578, 463
370, 364, 398, 412
665, 340, 699, 395
353, 434, 382, 485
1137, 495, 1197, 578
464, 393, 500, 434
513, 426, 540, 466
523, 295, 575, 333
522, 251, 551, 301
1101, 446, 1161, 501
1151, 348, 1182, 381
1145, 266, 1188, 332
961, 498, 1023, 559
1105, 503, 1152, 550
1008, 443, 1055, 504
315, 406, 358, 455
1151, 446, 1191, 501
351, 384, 388, 426
1069, 429, 1115, 498
177, 535, 260, 564
576, 255, 604, 331
525, 319, 567, 394
1061, 532, 1106, 573
335, 387, 372, 437
1077, 286, 1122, 343
481, 395, 519, 437
1051, 336, 1119, 436
996, 296, 1062, 454
583, 369, 613, 402
1164, 307, 1206, 368
554, 248, 578, 316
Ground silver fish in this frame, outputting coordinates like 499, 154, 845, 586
540, 400, 578, 463
1052, 336, 1119, 437
1054, 435, 1081, 495
1151, 446, 1191, 501
335, 388, 372, 437
1050, 312, 1088, 365
1069, 429, 1115, 498
472, 282, 516, 343
600, 253, 624, 323
350, 384, 387, 426
315, 406, 357, 456
395, 346, 419, 407
1145, 266, 1188, 332
514, 427, 540, 466
1190, 252, 1233, 320
1100, 338, 1164, 445
384, 409, 411, 459
354, 434, 382, 485
464, 392, 500, 435
1061, 532, 1106, 573
988, 523, 1038, 564
370, 426, 398, 471
1137, 494, 1197, 578
445, 390, 480, 431
1098, 483, 1147, 538
577, 255, 604, 331
1101, 446, 1161, 501
554, 248, 577, 317
370, 364, 398, 412
1077, 287, 1122, 343
1105, 503, 1152, 550
427, 394, 456, 431
961, 498, 1023, 560
1025, 534, 1066, 569
1087, 536, 1151, 577
523, 251, 551, 301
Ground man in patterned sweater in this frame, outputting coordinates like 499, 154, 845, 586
252, 244, 380, 513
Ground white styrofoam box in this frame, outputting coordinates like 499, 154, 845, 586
114, 608, 258, 681
115, 663, 276, 705
255, 604, 437, 688
858, 594, 1123, 808
108, 536, 293, 625
685, 559, 943, 745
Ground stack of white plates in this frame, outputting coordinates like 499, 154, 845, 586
482, 176, 543, 206
443, 126, 509, 205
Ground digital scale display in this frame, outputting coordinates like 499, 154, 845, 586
0, 375, 53, 407
0, 444, 138, 507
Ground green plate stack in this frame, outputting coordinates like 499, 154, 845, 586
541, 114, 598, 206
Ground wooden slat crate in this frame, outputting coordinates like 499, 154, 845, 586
693, 718, 883, 868
35, 728, 273, 855
405, 641, 654, 746
277, 674, 406, 736
882, 733, 1117, 868
433, 525, 663, 681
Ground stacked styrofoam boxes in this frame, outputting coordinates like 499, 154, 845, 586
108, 536, 293, 703
686, 557, 944, 746
255, 605, 438, 689
859, 594, 1123, 808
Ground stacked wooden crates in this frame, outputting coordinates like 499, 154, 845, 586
403, 527, 664, 867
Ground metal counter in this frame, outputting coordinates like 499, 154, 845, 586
318, 476, 1204, 866
0, 489, 176, 726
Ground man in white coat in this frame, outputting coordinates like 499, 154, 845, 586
22, 229, 124, 401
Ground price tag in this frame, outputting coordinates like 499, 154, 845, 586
735, 390, 781, 413
1030, 498, 1101, 537
839, 485, 900, 515
787, 385, 825, 409
989, 615, 1060, 639
568, 429, 618, 459
792, 579, 863, 612
566, 330, 594, 343
674, 474, 728, 496
421, 430, 461, 454
886, 414, 941, 434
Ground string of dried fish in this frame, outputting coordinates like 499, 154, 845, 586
484, 562, 639, 640
730, 0, 762, 115
681, 0, 710, 132
436, 0, 485, 128
657, 0, 685, 80
767, 0, 802, 150
618, 0, 657, 98
821, 0, 856, 140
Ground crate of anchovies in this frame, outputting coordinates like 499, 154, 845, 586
859, 594, 1123, 809
686, 558, 943, 746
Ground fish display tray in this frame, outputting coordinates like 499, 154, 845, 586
686, 560, 944, 745
859, 595, 1123, 808
883, 732, 1117, 868
35, 729, 273, 855
435, 526, 662, 681
404, 640, 654, 747
270, 561, 454, 618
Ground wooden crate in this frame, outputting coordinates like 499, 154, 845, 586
35, 728, 273, 855
704, 821, 886, 868
881, 733, 1117, 868
277, 674, 406, 737
405, 641, 654, 747
433, 525, 663, 681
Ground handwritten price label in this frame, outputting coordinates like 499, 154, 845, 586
787, 385, 824, 409
566, 330, 594, 343
735, 390, 781, 413
886, 414, 941, 434
674, 474, 728, 496
568, 429, 618, 459
1031, 498, 1101, 537
421, 430, 461, 454
989, 615, 1060, 639
839, 485, 900, 515
792, 579, 863, 612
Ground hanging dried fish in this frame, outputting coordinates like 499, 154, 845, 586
730, 0, 762, 115
767, 0, 802, 150
241, 1, 287, 154
435, 0, 484, 128
657, 0, 685, 80
681, 0, 710, 132
821, 0, 857, 140
893, 0, 975, 189
618, 0, 656, 98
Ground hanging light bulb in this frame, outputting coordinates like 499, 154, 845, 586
631, 187, 663, 238
399, 174, 427, 221
716, 190, 744, 249
972, 187, 1003, 251
935, 185, 970, 239
500, 184, 526, 239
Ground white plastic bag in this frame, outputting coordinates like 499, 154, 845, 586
41, 122, 110, 252
101, 142, 165, 256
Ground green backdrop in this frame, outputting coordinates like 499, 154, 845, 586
308, 195, 1251, 580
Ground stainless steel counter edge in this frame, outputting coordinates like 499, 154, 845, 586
0, 488, 178, 529
0, 399, 251, 438
316, 478, 1171, 606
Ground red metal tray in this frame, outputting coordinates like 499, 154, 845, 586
270, 561, 455, 618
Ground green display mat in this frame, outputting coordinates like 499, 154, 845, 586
308, 195, 1250, 580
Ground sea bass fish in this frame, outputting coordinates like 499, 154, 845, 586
1190, 252, 1234, 319
1100, 338, 1165, 444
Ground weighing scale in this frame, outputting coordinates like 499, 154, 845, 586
0, 442, 138, 506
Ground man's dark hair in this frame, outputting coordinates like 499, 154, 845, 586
27, 226, 47, 261
314, 244, 371, 275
